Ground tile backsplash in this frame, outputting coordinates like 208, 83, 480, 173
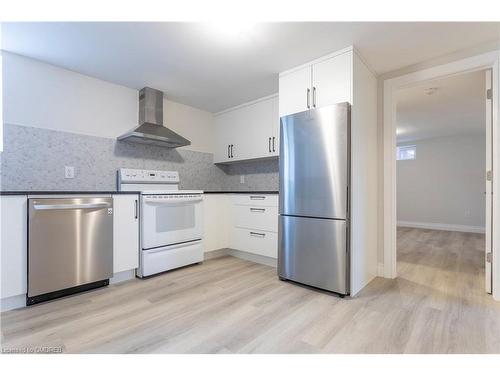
0, 124, 279, 192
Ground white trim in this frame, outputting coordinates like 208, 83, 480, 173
227, 249, 277, 268
383, 50, 500, 301
1, 294, 26, 312
377, 263, 385, 277
110, 269, 136, 284
397, 221, 485, 234
204, 248, 229, 260
214, 93, 278, 116
279, 46, 354, 77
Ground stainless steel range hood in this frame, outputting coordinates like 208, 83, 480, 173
117, 87, 191, 148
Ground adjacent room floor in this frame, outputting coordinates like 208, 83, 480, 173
1, 228, 499, 353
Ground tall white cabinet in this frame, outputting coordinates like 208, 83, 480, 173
112, 194, 139, 274
214, 94, 279, 163
278, 46, 378, 297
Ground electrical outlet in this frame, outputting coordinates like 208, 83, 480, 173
240, 175, 245, 184
65, 166, 75, 179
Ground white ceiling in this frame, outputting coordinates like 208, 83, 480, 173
396, 70, 486, 143
2, 22, 499, 112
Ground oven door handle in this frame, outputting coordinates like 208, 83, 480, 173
143, 197, 203, 204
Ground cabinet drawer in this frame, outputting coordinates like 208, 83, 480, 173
233, 205, 278, 233
230, 228, 277, 259
231, 194, 278, 207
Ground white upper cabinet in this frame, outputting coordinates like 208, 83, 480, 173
214, 95, 279, 164
279, 47, 354, 117
312, 52, 352, 108
214, 108, 237, 163
271, 95, 280, 156
278, 65, 312, 117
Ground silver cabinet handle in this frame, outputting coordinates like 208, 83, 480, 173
230, 144, 234, 158
312, 86, 316, 108
33, 203, 111, 210
272, 136, 275, 152
250, 195, 265, 200
250, 207, 266, 212
228, 145, 231, 158
307, 88, 310, 109
134, 199, 138, 219
250, 231, 266, 237
269, 137, 272, 153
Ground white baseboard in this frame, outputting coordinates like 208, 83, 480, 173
204, 248, 229, 260
1, 294, 26, 312
204, 247, 277, 267
227, 249, 277, 268
110, 269, 136, 284
397, 220, 485, 234
377, 263, 385, 277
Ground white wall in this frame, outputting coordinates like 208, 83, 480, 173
2, 52, 214, 153
377, 43, 500, 264
397, 134, 486, 231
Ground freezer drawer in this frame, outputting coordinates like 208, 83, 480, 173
278, 215, 349, 294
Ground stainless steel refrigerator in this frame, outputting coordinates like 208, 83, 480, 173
278, 103, 350, 296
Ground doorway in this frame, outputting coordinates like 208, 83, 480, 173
383, 51, 499, 300
395, 70, 489, 295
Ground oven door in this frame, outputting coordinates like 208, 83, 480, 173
141, 194, 203, 249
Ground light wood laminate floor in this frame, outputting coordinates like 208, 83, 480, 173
1, 228, 499, 353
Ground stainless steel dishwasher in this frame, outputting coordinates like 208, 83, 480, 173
27, 196, 113, 305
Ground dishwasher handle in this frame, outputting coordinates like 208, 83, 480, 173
33, 202, 112, 211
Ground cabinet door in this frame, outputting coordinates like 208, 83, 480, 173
271, 95, 280, 156
214, 110, 236, 163
1, 196, 28, 299
279, 66, 312, 117
113, 195, 139, 273
312, 51, 352, 108
237, 97, 276, 160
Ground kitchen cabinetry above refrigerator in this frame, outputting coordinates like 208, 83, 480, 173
279, 46, 353, 117
214, 94, 279, 164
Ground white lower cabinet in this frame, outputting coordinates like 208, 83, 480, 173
229, 194, 278, 259
112, 194, 139, 273
0, 195, 28, 300
233, 205, 278, 233
230, 228, 278, 258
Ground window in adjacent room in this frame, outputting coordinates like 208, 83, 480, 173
397, 145, 416, 161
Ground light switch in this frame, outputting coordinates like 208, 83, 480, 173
65, 166, 75, 179
240, 175, 245, 184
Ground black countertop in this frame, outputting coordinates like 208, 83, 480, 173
0, 191, 140, 196
203, 191, 278, 194
1, 190, 278, 196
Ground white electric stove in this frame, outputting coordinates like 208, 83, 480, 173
118, 168, 204, 278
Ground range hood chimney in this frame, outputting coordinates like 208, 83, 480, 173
117, 87, 191, 148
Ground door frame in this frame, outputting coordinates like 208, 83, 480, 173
383, 50, 500, 301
